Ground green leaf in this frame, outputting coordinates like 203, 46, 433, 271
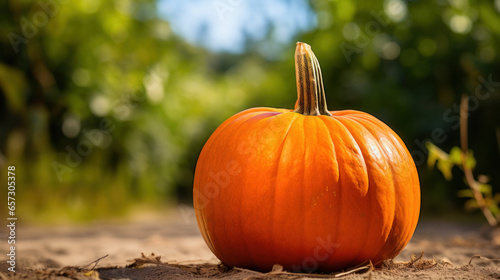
449, 146, 477, 170
449, 147, 462, 165
478, 183, 492, 196
436, 158, 453, 180
425, 142, 439, 168
464, 151, 477, 170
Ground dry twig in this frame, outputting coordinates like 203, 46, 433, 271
468, 254, 500, 266
460, 95, 498, 227
84, 254, 109, 270
335, 262, 373, 278
407, 251, 424, 267
237, 261, 373, 279
126, 253, 373, 279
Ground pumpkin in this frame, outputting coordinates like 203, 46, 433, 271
193, 42, 420, 272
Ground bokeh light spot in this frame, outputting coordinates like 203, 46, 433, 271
382, 41, 401, 60
90, 95, 110, 117
449, 15, 472, 34
144, 65, 169, 104
384, 0, 408, 23
62, 115, 81, 138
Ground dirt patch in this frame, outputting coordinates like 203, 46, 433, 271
1, 214, 499, 279
1, 253, 499, 280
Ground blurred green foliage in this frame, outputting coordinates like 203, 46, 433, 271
427, 143, 476, 181
1, 0, 499, 222
426, 142, 500, 222
1, 0, 267, 222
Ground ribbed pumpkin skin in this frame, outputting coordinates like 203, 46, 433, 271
193, 107, 420, 272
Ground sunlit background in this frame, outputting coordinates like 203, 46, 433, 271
1, 0, 499, 223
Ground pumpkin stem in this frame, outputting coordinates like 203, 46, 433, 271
294, 42, 332, 116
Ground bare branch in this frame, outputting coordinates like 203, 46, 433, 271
460, 95, 498, 227
85, 254, 109, 270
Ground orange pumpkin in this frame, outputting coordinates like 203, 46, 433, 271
193, 42, 420, 272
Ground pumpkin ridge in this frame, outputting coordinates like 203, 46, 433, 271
321, 116, 369, 268
272, 114, 300, 266
235, 114, 287, 268
345, 117, 399, 263
297, 117, 307, 266
229, 110, 282, 129
330, 110, 372, 117
346, 114, 420, 254
201, 109, 274, 156
260, 113, 300, 267
302, 116, 328, 269
196, 110, 277, 267
334, 116, 384, 267
346, 115, 419, 262
316, 117, 342, 269
216, 107, 278, 133
228, 112, 299, 269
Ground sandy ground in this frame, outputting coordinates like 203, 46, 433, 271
1, 207, 500, 279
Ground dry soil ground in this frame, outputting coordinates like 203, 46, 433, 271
1, 209, 500, 279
